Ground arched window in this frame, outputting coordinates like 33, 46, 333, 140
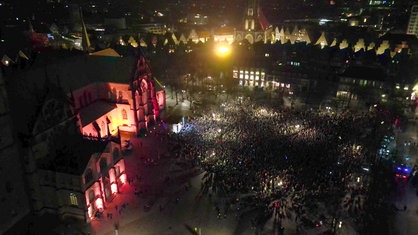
113, 147, 120, 159
112, 88, 117, 101
69, 193, 78, 206
79, 96, 83, 107
84, 168, 93, 184
115, 166, 120, 177
122, 109, 127, 120
118, 91, 123, 101
100, 158, 107, 173
88, 190, 94, 203
101, 121, 106, 137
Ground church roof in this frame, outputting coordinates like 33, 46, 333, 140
5, 49, 136, 135
79, 100, 117, 127
37, 138, 108, 175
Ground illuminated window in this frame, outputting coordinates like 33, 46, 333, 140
69, 193, 78, 206
115, 166, 120, 177
122, 109, 127, 120
118, 91, 123, 101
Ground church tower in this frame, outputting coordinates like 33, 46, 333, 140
244, 0, 260, 31
0, 73, 31, 233
235, 0, 272, 44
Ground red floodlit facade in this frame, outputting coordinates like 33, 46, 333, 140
71, 56, 166, 138
76, 55, 165, 222
82, 141, 126, 222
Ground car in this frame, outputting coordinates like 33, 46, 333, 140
395, 165, 411, 179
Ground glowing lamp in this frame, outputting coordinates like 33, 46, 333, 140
215, 44, 231, 57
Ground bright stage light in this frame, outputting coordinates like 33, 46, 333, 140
215, 44, 231, 57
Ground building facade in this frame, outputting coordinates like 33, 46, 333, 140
1, 49, 166, 227
235, 0, 273, 44
0, 71, 31, 233
82, 141, 126, 222
407, 5, 418, 37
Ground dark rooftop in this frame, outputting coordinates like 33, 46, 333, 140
339, 65, 387, 81
79, 100, 117, 127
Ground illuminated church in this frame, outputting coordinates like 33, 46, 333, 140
234, 0, 273, 44
3, 48, 165, 224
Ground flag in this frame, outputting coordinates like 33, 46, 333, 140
18, 50, 29, 60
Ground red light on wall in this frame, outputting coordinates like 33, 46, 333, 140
88, 205, 94, 219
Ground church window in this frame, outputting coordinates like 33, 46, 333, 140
101, 121, 106, 136
88, 190, 94, 203
85, 168, 93, 184
79, 96, 83, 107
100, 158, 107, 173
69, 193, 78, 206
248, 8, 253, 16
83, 92, 88, 106
115, 166, 120, 177
122, 109, 127, 120
113, 147, 120, 159
118, 91, 123, 101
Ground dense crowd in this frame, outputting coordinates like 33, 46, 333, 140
173, 98, 386, 229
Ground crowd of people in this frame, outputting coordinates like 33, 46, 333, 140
173, 98, 388, 231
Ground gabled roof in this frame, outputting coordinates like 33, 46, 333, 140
6, 50, 136, 134
78, 100, 117, 127
37, 138, 108, 175
89, 48, 122, 57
